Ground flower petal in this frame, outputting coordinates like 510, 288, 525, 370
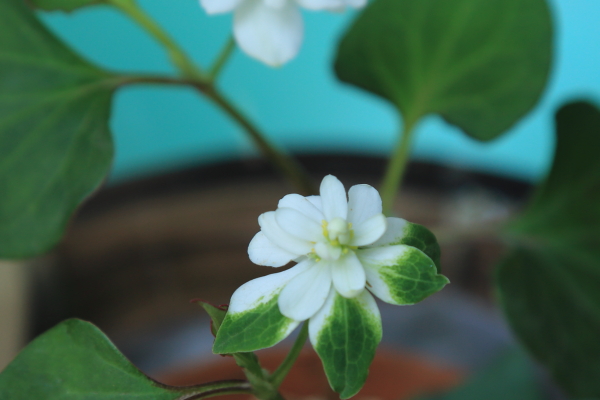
320, 175, 348, 221
278, 194, 324, 222
248, 231, 296, 267
279, 261, 332, 321
344, 0, 367, 8
331, 251, 366, 298
351, 213, 387, 246
307, 195, 323, 211
200, 0, 243, 14
309, 289, 381, 398
347, 184, 382, 226
296, 0, 343, 10
368, 217, 408, 247
265, 0, 287, 8
233, 0, 303, 66
259, 211, 312, 255
213, 261, 312, 353
228, 260, 312, 313
275, 207, 323, 241
358, 245, 449, 305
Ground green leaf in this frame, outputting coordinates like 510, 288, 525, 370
400, 222, 441, 272
310, 290, 382, 399
372, 218, 442, 272
0, 0, 118, 258
213, 295, 298, 354
418, 347, 543, 400
335, 0, 553, 140
496, 101, 600, 398
28, 0, 106, 12
0, 319, 249, 399
359, 245, 449, 305
198, 301, 228, 335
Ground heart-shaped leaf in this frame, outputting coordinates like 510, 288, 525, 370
0, 319, 250, 399
0, 0, 119, 258
335, 0, 553, 141
28, 0, 105, 12
496, 102, 600, 398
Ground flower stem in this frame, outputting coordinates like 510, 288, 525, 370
380, 119, 418, 216
107, 3, 316, 194
171, 379, 252, 400
199, 85, 317, 196
208, 36, 236, 82
106, 0, 205, 80
270, 323, 308, 388
233, 353, 285, 400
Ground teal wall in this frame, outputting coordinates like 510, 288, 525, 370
40, 0, 600, 183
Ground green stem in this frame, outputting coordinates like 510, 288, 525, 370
270, 323, 308, 388
161, 379, 252, 400
120, 73, 317, 195
380, 119, 418, 216
200, 85, 317, 196
233, 353, 285, 400
208, 36, 236, 82
107, 0, 204, 80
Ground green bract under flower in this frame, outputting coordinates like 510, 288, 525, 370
213, 175, 449, 398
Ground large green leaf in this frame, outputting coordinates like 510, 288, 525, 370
0, 0, 118, 258
335, 0, 553, 140
0, 319, 250, 399
496, 102, 600, 398
29, 0, 106, 12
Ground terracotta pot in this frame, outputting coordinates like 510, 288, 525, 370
158, 346, 464, 400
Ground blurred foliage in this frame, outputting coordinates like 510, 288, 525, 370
417, 347, 544, 400
0, 319, 249, 399
0, 0, 117, 258
497, 101, 600, 398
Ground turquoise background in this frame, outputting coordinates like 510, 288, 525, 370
40, 0, 600, 183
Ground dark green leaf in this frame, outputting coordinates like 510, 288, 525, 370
311, 291, 382, 399
0, 319, 249, 399
496, 101, 600, 398
0, 0, 118, 258
335, 0, 553, 140
373, 218, 442, 272
28, 0, 105, 12
418, 348, 543, 400
360, 245, 449, 305
401, 222, 441, 272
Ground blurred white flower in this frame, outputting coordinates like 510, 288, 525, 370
199, 0, 367, 66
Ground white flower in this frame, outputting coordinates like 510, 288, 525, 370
213, 175, 448, 396
247, 174, 387, 319
199, 0, 368, 66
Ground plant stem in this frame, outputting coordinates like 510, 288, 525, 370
199, 85, 317, 196
270, 323, 308, 388
109, 3, 316, 196
208, 36, 236, 82
233, 353, 285, 400
380, 119, 418, 216
172, 379, 252, 400
107, 0, 204, 80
